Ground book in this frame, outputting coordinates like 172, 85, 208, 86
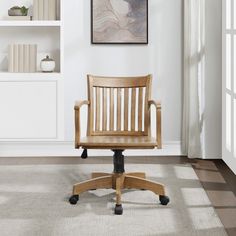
8, 44, 37, 73
8, 44, 14, 72
38, 0, 44, 20
13, 44, 19, 72
29, 44, 37, 72
19, 44, 24, 73
33, 0, 39, 20
44, 0, 49, 20
49, 0, 56, 20
24, 44, 30, 72
5, 16, 31, 21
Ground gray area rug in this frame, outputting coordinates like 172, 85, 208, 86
0, 163, 227, 236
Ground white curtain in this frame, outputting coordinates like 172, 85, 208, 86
182, 0, 206, 158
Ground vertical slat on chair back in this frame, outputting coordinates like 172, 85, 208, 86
87, 75, 152, 136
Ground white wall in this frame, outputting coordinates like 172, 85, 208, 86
64, 0, 183, 144
63, 0, 222, 158
0, 0, 223, 157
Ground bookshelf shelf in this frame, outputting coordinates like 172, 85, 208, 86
0, 72, 62, 80
0, 21, 62, 27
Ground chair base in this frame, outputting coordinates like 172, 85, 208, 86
70, 171, 169, 214
69, 150, 170, 214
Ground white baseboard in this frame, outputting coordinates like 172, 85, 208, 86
0, 141, 182, 157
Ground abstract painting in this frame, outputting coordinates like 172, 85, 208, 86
91, 0, 148, 44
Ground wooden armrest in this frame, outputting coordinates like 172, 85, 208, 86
148, 100, 161, 109
74, 100, 90, 110
148, 100, 162, 149
74, 100, 89, 148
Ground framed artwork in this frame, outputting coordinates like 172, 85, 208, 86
91, 0, 148, 44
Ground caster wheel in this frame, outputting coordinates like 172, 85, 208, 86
69, 195, 79, 205
114, 204, 123, 215
159, 195, 170, 205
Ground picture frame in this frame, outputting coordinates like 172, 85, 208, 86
91, 0, 148, 44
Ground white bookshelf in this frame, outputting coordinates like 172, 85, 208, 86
0, 0, 64, 141
0, 0, 61, 21
0, 72, 62, 80
0, 21, 62, 27
0, 26, 61, 73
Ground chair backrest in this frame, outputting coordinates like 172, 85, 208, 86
86, 75, 152, 136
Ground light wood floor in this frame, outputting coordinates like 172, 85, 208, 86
0, 156, 235, 236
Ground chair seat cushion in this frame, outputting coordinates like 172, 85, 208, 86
79, 136, 157, 149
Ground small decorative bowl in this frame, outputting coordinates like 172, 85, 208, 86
8, 6, 28, 16
8, 9, 23, 16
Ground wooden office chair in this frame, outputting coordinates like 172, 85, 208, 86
69, 75, 170, 215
